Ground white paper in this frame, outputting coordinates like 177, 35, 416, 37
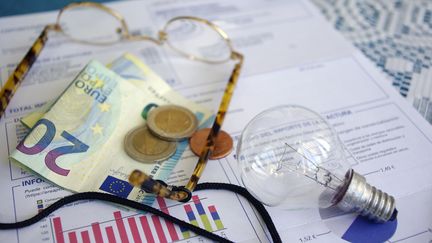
1, 0, 432, 242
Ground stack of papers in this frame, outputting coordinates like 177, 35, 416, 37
0, 0, 431, 242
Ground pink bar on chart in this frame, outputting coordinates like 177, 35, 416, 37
91, 222, 104, 243
157, 197, 179, 241
139, 216, 155, 243
52, 217, 65, 243
68, 232, 78, 243
113, 211, 130, 243
106, 226, 117, 243
127, 217, 142, 243
152, 215, 168, 243
81, 230, 90, 243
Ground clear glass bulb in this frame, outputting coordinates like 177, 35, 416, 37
237, 105, 397, 222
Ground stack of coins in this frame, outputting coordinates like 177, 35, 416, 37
125, 104, 234, 164
124, 105, 199, 163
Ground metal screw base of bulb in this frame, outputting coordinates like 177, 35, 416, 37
336, 170, 396, 222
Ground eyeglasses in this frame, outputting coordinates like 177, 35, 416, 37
0, 2, 243, 202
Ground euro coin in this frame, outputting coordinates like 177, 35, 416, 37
189, 128, 233, 160
124, 126, 177, 163
147, 105, 198, 141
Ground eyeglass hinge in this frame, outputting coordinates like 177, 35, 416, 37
155, 180, 192, 202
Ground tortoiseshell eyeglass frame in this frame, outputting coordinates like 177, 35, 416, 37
0, 2, 243, 202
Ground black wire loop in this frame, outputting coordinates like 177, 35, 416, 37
0, 182, 282, 243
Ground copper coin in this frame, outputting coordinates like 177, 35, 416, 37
189, 128, 233, 159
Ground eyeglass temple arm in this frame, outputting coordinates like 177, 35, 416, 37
185, 52, 244, 190
0, 24, 58, 119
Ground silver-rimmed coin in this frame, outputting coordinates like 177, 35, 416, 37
147, 105, 198, 141
124, 126, 177, 163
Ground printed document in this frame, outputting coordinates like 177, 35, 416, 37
0, 0, 431, 242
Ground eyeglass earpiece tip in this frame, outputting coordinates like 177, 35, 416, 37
176, 186, 192, 203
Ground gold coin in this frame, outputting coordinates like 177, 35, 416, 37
147, 105, 198, 141
124, 126, 177, 163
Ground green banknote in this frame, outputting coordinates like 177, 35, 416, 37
12, 59, 211, 204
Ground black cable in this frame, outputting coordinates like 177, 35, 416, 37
0, 183, 281, 243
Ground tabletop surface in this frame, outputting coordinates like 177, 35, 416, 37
0, 0, 114, 17
1, 0, 431, 124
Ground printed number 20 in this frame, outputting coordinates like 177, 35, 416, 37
17, 118, 89, 176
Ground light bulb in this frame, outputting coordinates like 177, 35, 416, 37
237, 105, 397, 222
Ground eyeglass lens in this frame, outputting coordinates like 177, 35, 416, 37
164, 18, 232, 62
58, 5, 232, 62
58, 5, 124, 44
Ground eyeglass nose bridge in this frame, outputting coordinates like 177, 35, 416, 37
123, 29, 169, 46
158, 30, 168, 43
47, 23, 62, 32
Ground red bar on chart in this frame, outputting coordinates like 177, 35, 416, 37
139, 216, 155, 243
127, 217, 142, 243
106, 226, 117, 243
157, 197, 179, 241
91, 222, 104, 243
68, 232, 78, 243
81, 230, 91, 243
52, 217, 65, 243
152, 215, 168, 243
114, 211, 129, 243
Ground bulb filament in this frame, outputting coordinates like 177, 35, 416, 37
276, 143, 344, 191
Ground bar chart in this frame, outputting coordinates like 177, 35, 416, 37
51, 196, 225, 243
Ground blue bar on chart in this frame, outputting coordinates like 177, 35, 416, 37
179, 225, 191, 239
192, 195, 213, 231
208, 205, 225, 230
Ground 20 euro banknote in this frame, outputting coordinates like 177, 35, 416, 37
12, 59, 211, 205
